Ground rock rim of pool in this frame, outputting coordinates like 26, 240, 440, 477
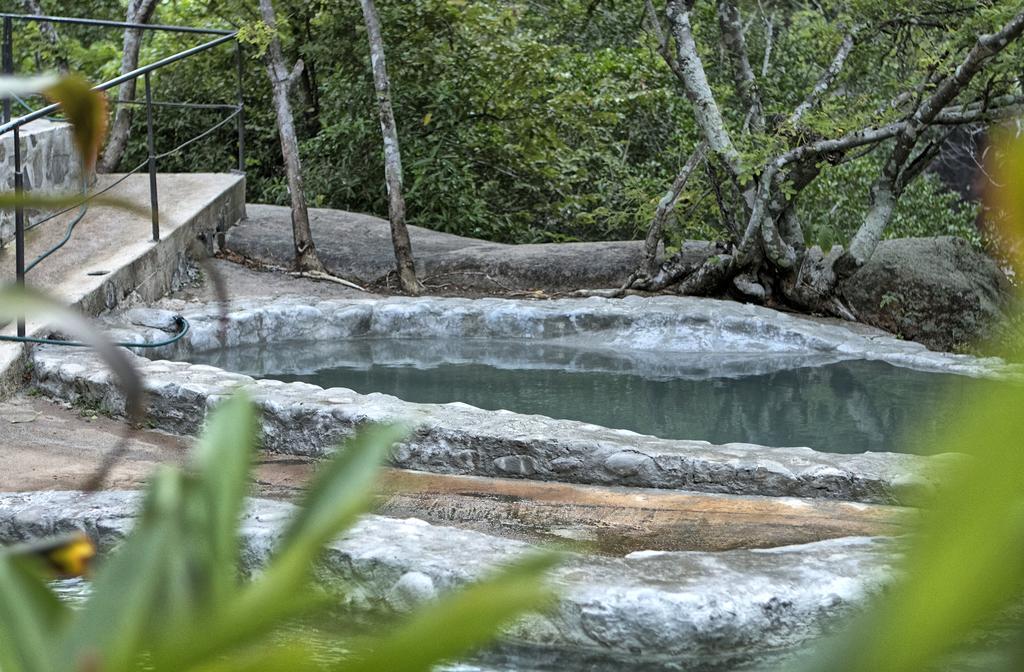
127, 294, 1009, 378
0, 490, 899, 665
28, 294, 997, 505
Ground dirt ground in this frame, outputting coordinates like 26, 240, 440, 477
0, 394, 314, 498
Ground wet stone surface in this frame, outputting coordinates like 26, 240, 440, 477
32, 343, 941, 505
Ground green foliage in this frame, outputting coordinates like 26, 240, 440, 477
800, 155, 980, 250
5, 0, 993, 247
301, 0, 698, 243
0, 393, 557, 671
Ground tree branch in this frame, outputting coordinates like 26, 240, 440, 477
644, 0, 686, 85
778, 95, 1024, 168
288, 58, 305, 92
846, 8, 1024, 267
788, 29, 857, 127
641, 142, 708, 275
666, 0, 743, 176
757, 0, 773, 78
717, 1, 764, 133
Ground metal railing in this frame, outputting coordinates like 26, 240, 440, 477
0, 13, 244, 338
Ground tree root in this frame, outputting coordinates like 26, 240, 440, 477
288, 270, 368, 292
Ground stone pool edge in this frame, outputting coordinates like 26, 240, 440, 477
0, 490, 899, 663
126, 295, 1016, 379
32, 344, 940, 505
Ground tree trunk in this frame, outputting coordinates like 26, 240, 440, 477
258, 0, 325, 274
97, 0, 159, 174
360, 0, 420, 295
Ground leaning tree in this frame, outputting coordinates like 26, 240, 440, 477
626, 0, 1024, 317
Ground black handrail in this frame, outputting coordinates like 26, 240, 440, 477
0, 14, 244, 338
0, 32, 238, 134
0, 13, 234, 35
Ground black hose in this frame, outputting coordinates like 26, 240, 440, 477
0, 315, 190, 348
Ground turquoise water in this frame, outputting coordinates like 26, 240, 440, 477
182, 338, 992, 454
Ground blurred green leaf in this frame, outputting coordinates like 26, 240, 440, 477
274, 423, 407, 573
0, 191, 149, 219
0, 74, 59, 97
0, 285, 145, 425
0, 554, 68, 672
798, 132, 1024, 672
60, 468, 184, 670
43, 74, 108, 172
191, 392, 258, 604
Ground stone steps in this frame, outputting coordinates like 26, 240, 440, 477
0, 490, 898, 667
0, 172, 246, 396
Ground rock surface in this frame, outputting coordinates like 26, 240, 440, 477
229, 205, 709, 291
841, 237, 1013, 352
0, 490, 898, 665
122, 295, 1008, 378
33, 293, 1009, 505
0, 120, 82, 247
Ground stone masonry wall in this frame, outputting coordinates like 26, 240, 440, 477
0, 119, 83, 247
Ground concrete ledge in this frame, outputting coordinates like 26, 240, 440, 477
0, 173, 245, 397
0, 490, 898, 665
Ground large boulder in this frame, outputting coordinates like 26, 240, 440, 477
228, 204, 685, 292
840, 236, 1012, 352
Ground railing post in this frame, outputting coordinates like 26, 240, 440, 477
144, 71, 160, 241
13, 125, 25, 337
235, 40, 245, 173
2, 17, 13, 124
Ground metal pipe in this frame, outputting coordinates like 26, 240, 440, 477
2, 17, 12, 125
0, 13, 234, 35
13, 125, 25, 336
0, 32, 237, 135
144, 72, 159, 242
235, 40, 245, 173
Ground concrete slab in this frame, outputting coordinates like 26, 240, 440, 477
0, 172, 245, 396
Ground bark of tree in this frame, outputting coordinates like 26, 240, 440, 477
97, 0, 159, 174
641, 142, 706, 278
360, 0, 420, 295
259, 0, 326, 273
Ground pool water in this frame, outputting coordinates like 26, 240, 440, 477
183, 338, 993, 454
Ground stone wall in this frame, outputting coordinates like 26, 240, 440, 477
0, 119, 83, 247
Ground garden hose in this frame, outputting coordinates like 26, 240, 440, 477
0, 314, 190, 348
